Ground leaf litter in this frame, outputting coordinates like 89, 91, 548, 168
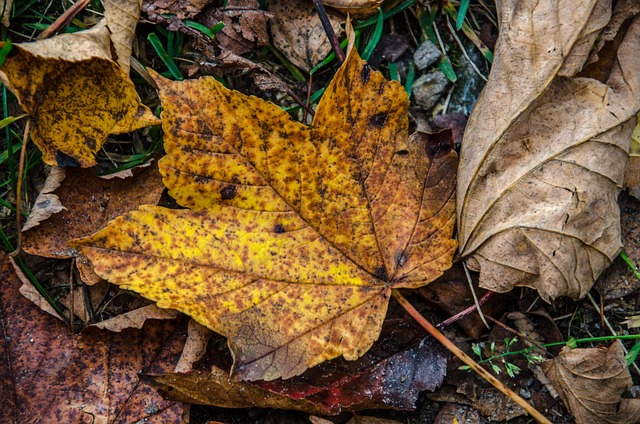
4, 1, 640, 423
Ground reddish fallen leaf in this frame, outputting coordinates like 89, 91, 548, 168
0, 252, 188, 423
255, 333, 447, 414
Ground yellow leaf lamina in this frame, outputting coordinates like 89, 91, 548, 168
74, 49, 458, 381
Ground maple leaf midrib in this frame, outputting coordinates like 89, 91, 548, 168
166, 94, 391, 283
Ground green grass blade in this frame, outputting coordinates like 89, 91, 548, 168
361, 8, 384, 62
621, 251, 640, 280
184, 20, 224, 39
438, 55, 457, 82
147, 32, 183, 80
0, 39, 12, 67
627, 342, 640, 366
456, 0, 470, 30
388, 61, 399, 82
404, 61, 415, 98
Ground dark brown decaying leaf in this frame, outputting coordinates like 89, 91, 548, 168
143, 0, 214, 20
267, 0, 343, 72
22, 164, 164, 284
201, 0, 272, 55
457, 2, 640, 300
542, 342, 640, 424
0, 253, 187, 423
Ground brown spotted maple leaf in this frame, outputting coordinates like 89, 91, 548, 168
73, 48, 457, 381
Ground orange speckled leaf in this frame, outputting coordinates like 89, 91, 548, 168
74, 49, 457, 381
0, 20, 159, 167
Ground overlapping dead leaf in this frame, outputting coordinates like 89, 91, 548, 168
267, 0, 343, 72
457, 1, 640, 300
22, 164, 164, 284
0, 253, 187, 423
542, 342, 640, 423
0, 20, 158, 167
74, 47, 458, 381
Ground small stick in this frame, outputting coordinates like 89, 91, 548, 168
9, 120, 31, 257
436, 290, 492, 328
303, 73, 314, 123
392, 289, 552, 424
37, 0, 91, 40
463, 260, 490, 329
313, 0, 345, 64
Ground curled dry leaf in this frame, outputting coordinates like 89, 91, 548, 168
202, 0, 272, 56
324, 0, 385, 19
74, 48, 457, 381
457, 2, 640, 300
104, 0, 143, 75
0, 0, 12, 26
22, 164, 164, 285
0, 20, 159, 167
542, 342, 640, 424
0, 253, 187, 424
267, 0, 343, 72
21, 167, 66, 232
92, 304, 179, 332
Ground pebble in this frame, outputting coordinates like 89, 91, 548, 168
414, 40, 441, 70
412, 70, 450, 111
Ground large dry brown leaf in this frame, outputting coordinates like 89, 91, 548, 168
267, 0, 343, 72
22, 164, 164, 284
74, 48, 457, 381
0, 20, 159, 167
457, 2, 640, 300
0, 253, 187, 423
542, 342, 640, 424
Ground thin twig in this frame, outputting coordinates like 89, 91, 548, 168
9, 120, 31, 257
37, 0, 90, 40
445, 15, 488, 81
436, 291, 492, 328
392, 289, 552, 424
463, 260, 490, 329
313, 0, 345, 64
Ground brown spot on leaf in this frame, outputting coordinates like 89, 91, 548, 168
274, 224, 285, 233
369, 112, 388, 128
220, 185, 237, 200
361, 64, 370, 84
374, 266, 388, 281
425, 129, 454, 159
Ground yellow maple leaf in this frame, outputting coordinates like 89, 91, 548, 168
0, 20, 158, 167
73, 48, 458, 381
